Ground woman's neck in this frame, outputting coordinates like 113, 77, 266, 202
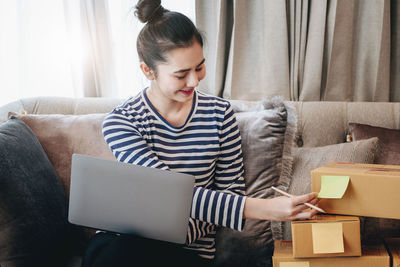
146, 87, 179, 113
146, 87, 193, 127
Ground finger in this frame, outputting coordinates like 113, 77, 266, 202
292, 192, 318, 206
291, 197, 320, 216
308, 198, 320, 206
292, 209, 319, 220
291, 203, 320, 220
309, 208, 319, 218
290, 203, 309, 216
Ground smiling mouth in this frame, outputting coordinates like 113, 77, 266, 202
180, 88, 194, 95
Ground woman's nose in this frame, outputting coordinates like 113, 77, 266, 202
186, 72, 199, 87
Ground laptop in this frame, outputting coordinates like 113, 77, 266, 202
68, 153, 194, 244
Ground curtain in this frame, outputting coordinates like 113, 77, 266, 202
0, 0, 116, 105
196, 0, 290, 99
196, 0, 400, 102
0, 0, 83, 106
0, 0, 197, 105
80, 0, 117, 97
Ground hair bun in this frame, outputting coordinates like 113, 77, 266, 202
135, 0, 164, 23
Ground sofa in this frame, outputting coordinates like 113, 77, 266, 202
0, 96, 399, 267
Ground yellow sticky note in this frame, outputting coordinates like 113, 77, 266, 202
312, 222, 344, 254
280, 262, 309, 267
318, 175, 350, 198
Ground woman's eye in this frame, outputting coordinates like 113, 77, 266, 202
195, 67, 203, 72
176, 75, 186, 80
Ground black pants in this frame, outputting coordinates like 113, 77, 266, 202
81, 232, 213, 267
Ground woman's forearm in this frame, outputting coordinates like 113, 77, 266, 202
243, 193, 320, 221
243, 197, 268, 220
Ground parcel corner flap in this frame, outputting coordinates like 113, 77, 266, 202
291, 215, 360, 224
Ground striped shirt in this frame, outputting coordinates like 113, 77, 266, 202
102, 88, 247, 259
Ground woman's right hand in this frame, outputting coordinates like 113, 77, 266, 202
243, 192, 320, 221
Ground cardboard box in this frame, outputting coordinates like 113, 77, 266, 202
311, 162, 400, 219
384, 238, 400, 267
291, 215, 361, 258
273, 240, 390, 267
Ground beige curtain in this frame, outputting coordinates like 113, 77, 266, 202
80, 0, 116, 97
196, 0, 399, 102
196, 0, 290, 99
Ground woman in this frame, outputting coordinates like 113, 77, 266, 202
83, 1, 319, 266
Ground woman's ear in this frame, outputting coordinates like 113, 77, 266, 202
140, 62, 155, 80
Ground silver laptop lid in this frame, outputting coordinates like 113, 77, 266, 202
68, 153, 194, 244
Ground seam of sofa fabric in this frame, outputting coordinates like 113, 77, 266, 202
279, 101, 297, 190
32, 98, 40, 114
271, 101, 298, 240
343, 102, 348, 142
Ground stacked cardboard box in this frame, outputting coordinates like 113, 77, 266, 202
273, 240, 389, 267
273, 162, 400, 267
311, 162, 400, 219
291, 215, 361, 258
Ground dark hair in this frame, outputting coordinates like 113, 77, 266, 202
135, 0, 203, 73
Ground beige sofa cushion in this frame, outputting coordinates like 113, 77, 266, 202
9, 113, 118, 243
271, 137, 380, 240
10, 113, 115, 197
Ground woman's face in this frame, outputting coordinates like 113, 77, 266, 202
151, 40, 206, 103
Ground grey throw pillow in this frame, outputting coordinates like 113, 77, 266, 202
0, 118, 78, 267
214, 98, 296, 267
271, 137, 379, 241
